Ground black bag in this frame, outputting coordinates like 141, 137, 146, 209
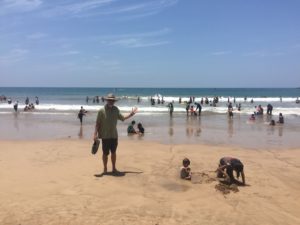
91, 139, 100, 154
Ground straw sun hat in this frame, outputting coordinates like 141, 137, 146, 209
104, 93, 118, 101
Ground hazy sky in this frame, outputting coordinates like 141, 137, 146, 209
0, 0, 300, 87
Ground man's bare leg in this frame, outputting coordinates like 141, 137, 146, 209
102, 154, 108, 173
111, 153, 117, 172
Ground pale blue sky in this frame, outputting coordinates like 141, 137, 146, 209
0, 0, 300, 87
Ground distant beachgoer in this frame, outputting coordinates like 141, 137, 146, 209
228, 102, 233, 118
179, 97, 182, 104
249, 114, 255, 120
13, 101, 18, 112
137, 123, 145, 134
267, 104, 273, 115
256, 105, 263, 115
78, 106, 87, 125
270, 120, 275, 126
25, 97, 29, 105
190, 105, 197, 116
216, 157, 245, 185
250, 99, 254, 104
200, 98, 204, 105
280, 96, 282, 102
296, 97, 300, 104
127, 120, 137, 134
277, 113, 284, 124
167, 102, 174, 116
7, 98, 12, 104
186, 103, 190, 116
205, 97, 209, 105
244, 96, 247, 101
137, 96, 140, 103
228, 108, 233, 118
180, 158, 191, 180
35, 96, 39, 105
237, 103, 241, 111
151, 98, 155, 106
93, 93, 138, 174
86, 96, 89, 104
195, 102, 202, 116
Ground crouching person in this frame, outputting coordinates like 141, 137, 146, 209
216, 157, 245, 185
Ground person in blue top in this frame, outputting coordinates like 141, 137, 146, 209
127, 120, 137, 134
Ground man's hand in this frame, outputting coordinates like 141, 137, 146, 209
131, 107, 138, 116
93, 133, 99, 141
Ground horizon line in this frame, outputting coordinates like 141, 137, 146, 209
0, 86, 298, 89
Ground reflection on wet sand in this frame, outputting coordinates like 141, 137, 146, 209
278, 125, 283, 137
228, 118, 233, 138
185, 116, 201, 138
168, 117, 174, 136
13, 112, 19, 130
78, 125, 83, 139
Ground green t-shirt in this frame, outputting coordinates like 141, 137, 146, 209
96, 105, 125, 139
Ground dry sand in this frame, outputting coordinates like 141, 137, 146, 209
0, 139, 299, 225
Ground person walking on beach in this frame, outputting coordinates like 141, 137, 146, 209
13, 101, 18, 112
93, 93, 138, 174
78, 106, 87, 125
167, 102, 174, 116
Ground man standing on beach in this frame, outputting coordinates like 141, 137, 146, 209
93, 93, 138, 174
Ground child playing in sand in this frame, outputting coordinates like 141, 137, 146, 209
216, 157, 245, 185
180, 158, 191, 180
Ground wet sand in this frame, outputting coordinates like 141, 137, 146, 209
0, 139, 299, 225
0, 111, 300, 149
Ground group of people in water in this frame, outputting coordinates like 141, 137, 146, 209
9, 96, 39, 112
247, 103, 284, 126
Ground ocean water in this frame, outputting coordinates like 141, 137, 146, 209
0, 87, 300, 149
0, 87, 300, 115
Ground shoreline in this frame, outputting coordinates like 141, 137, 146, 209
0, 139, 300, 225
0, 110, 299, 149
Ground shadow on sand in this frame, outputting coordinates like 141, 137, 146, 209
94, 170, 143, 178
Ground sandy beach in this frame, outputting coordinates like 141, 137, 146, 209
0, 139, 299, 225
